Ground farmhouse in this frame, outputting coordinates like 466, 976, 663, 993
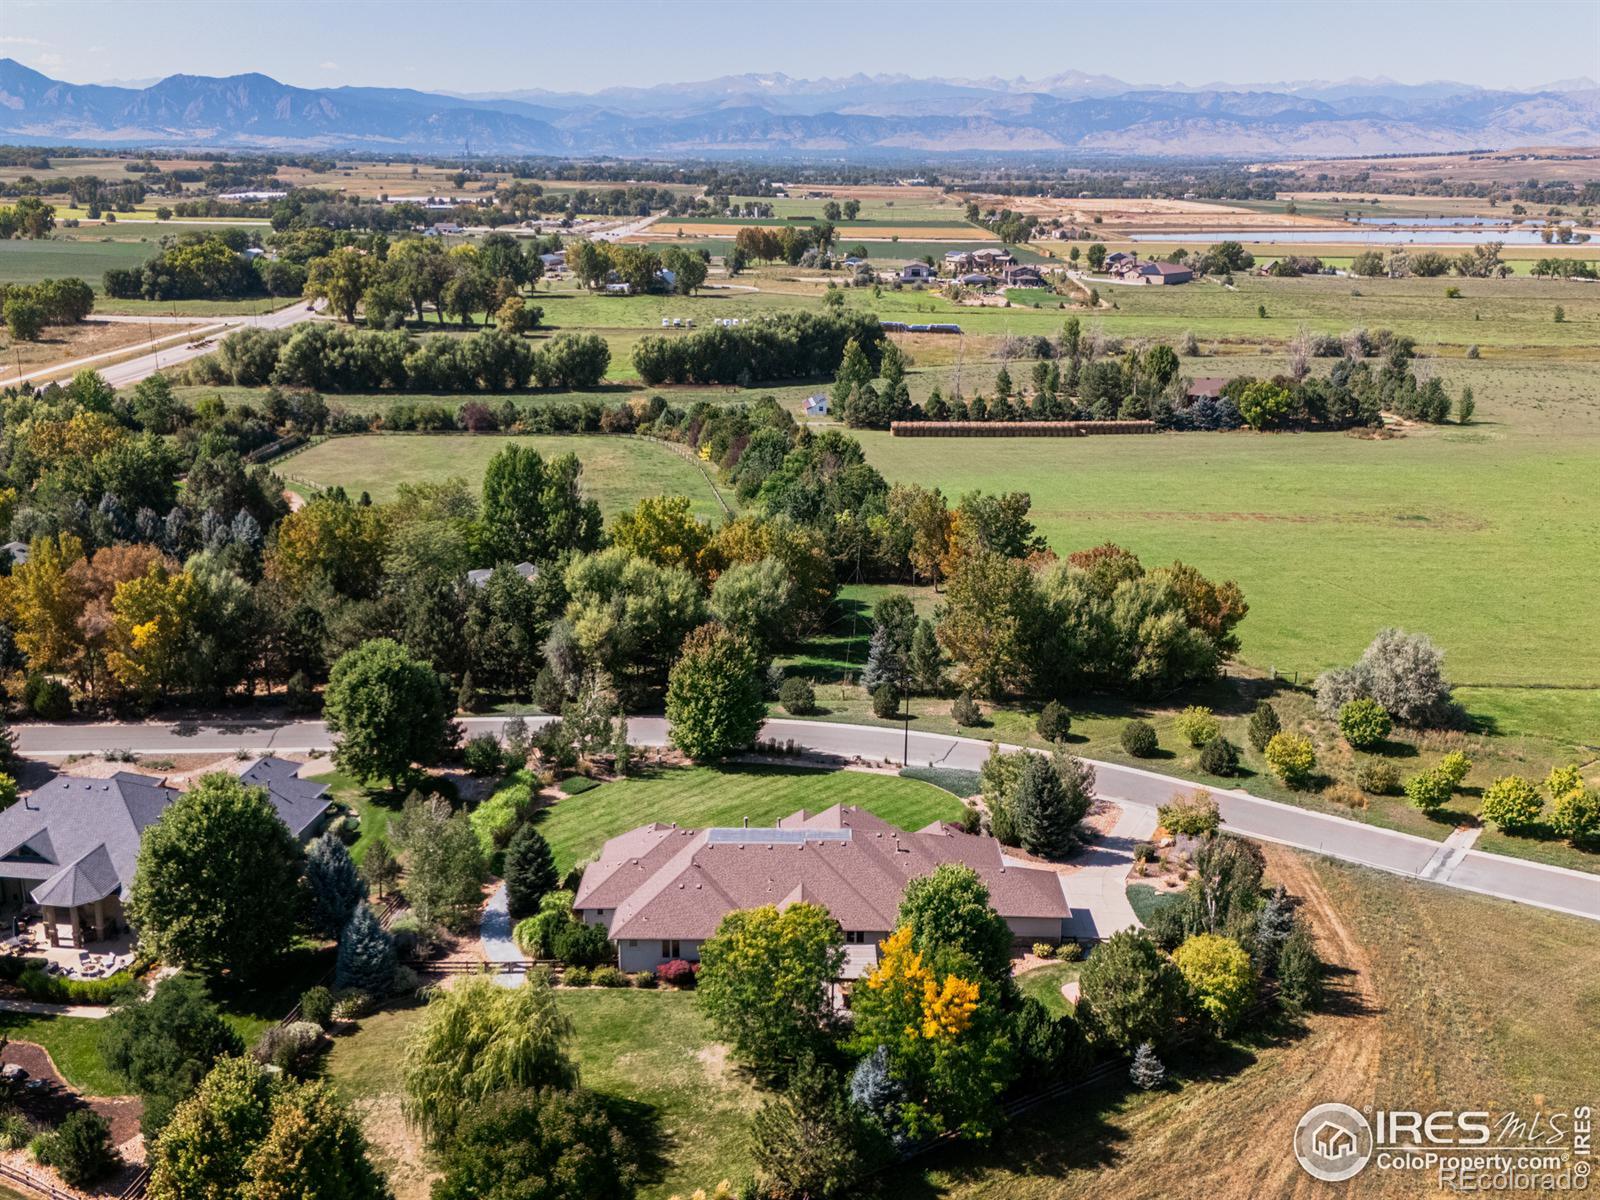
0, 760, 331, 948
899, 262, 937, 284
1003, 264, 1046, 288
575, 805, 1071, 976
1133, 261, 1193, 285
1186, 377, 1229, 402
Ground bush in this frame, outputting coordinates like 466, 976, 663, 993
1031, 942, 1056, 960
1132, 842, 1157, 863
1158, 790, 1220, 837
1337, 699, 1392, 749
951, 693, 982, 727
330, 989, 375, 1022
298, 985, 334, 1027
590, 966, 628, 988
562, 966, 591, 987
24, 675, 71, 720
1437, 750, 1472, 788
463, 734, 506, 776
870, 682, 901, 720
656, 958, 696, 988
551, 920, 612, 967
1120, 720, 1158, 758
1198, 737, 1240, 777
1404, 768, 1456, 812
0, 1111, 32, 1151
1056, 941, 1083, 962
779, 676, 816, 716
1355, 759, 1400, 795
253, 1021, 325, 1075
630, 971, 656, 988
1246, 701, 1281, 752
1175, 706, 1221, 748
1036, 701, 1072, 743
1479, 776, 1544, 833
1552, 787, 1600, 847
18, 968, 138, 1005
512, 916, 545, 958
32, 1110, 119, 1187
1264, 733, 1316, 788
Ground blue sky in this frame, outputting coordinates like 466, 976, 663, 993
4, 0, 1596, 93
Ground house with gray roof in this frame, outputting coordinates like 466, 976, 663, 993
576, 805, 1071, 976
466, 561, 539, 588
0, 759, 331, 949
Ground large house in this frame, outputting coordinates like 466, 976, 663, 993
0, 759, 332, 948
575, 805, 1071, 976
1132, 261, 1192, 285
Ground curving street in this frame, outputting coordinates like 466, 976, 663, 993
12, 713, 1598, 923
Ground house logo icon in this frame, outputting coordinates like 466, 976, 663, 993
1294, 1103, 1374, 1182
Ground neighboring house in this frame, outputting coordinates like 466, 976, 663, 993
466, 561, 539, 588
1104, 251, 1136, 275
804, 394, 830, 417
0, 759, 331, 948
899, 262, 936, 284
539, 252, 566, 271
1134, 261, 1193, 285
1186, 378, 1229, 402
970, 248, 1016, 268
576, 805, 1071, 976
1003, 265, 1046, 288
956, 272, 999, 288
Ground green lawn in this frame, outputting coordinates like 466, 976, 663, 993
1016, 962, 1081, 1018
327, 988, 761, 1200
282, 433, 729, 518
1125, 884, 1186, 926
303, 766, 402, 865
0, 1011, 124, 1096
0, 237, 156, 287
531, 763, 967, 873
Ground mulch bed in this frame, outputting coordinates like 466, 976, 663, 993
1, 1040, 145, 1169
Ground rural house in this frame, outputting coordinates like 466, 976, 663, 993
466, 561, 539, 588
575, 805, 1071, 976
899, 262, 937, 284
1133, 261, 1192, 285
0, 760, 331, 948
1185, 378, 1229, 402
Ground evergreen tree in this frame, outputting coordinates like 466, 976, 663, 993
860, 623, 903, 694
1252, 884, 1295, 973
1246, 700, 1281, 752
334, 901, 397, 995
304, 832, 366, 939
504, 824, 559, 919
1012, 753, 1077, 859
908, 618, 943, 695
1129, 1042, 1166, 1090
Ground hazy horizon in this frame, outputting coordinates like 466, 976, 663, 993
4, 0, 1597, 96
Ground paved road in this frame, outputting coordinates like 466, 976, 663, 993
13, 714, 1597, 922
21, 302, 317, 390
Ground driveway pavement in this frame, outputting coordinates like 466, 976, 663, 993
12, 714, 1597, 922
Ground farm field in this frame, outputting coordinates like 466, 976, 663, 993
529, 762, 967, 873
889, 843, 1600, 1199
281, 432, 731, 517
852, 406, 1600, 744
0, 316, 202, 380
0, 236, 156, 286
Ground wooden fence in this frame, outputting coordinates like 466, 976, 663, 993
889, 420, 1156, 437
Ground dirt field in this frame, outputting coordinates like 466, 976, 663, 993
1262, 145, 1600, 186
645, 221, 993, 241
0, 318, 202, 381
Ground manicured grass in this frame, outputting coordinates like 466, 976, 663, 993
303, 767, 401, 865
1015, 962, 1081, 1018
282, 433, 729, 518
531, 763, 966, 873
899, 766, 982, 797
0, 1011, 124, 1096
327, 988, 761, 1200
1125, 883, 1185, 925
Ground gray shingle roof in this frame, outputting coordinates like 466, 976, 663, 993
33, 844, 121, 909
466, 561, 539, 588
232, 757, 330, 840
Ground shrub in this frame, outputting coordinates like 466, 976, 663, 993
1199, 737, 1240, 777
551, 920, 612, 967
330, 989, 375, 1022
1337, 698, 1392, 749
590, 966, 628, 988
1036, 701, 1072, 744
1276, 925, 1324, 1011
299, 986, 334, 1027
951, 692, 983, 726
1132, 841, 1157, 863
512, 916, 545, 957
1552, 788, 1600, 847
1264, 733, 1316, 788
388, 915, 443, 960
1246, 701, 1281, 752
1055, 941, 1083, 962
1175, 706, 1221, 748
469, 773, 536, 860
656, 958, 696, 988
1031, 942, 1056, 960
779, 676, 816, 716
253, 1021, 325, 1075
0, 1111, 32, 1151
1158, 790, 1220, 837
1355, 760, 1400, 795
32, 1110, 119, 1187
463, 734, 506, 776
1121, 720, 1158, 758
562, 966, 591, 987
1404, 768, 1456, 812
1437, 750, 1473, 788
1323, 782, 1367, 810
25, 676, 72, 720
1478, 775, 1543, 833
18, 968, 138, 1005
630, 971, 656, 988
870, 682, 901, 720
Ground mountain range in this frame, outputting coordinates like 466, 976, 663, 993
2, 59, 1597, 158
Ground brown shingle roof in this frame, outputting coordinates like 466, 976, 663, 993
581, 806, 1068, 942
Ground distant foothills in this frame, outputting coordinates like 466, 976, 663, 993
1, 58, 1597, 158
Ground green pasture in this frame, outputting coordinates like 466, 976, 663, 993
282, 432, 729, 517
0, 236, 156, 287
